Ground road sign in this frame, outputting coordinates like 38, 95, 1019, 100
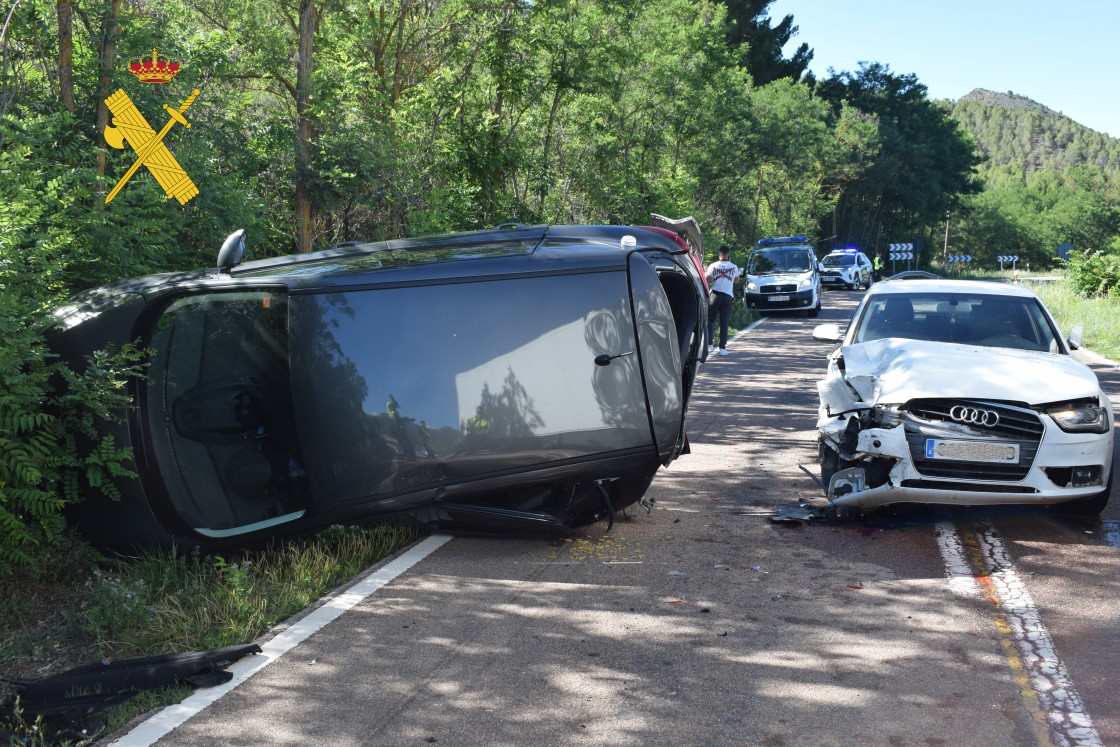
996, 255, 1019, 262
946, 255, 972, 263
888, 243, 913, 252
889, 251, 913, 260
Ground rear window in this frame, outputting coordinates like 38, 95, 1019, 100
144, 290, 311, 537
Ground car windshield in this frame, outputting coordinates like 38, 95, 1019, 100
748, 248, 814, 274
853, 291, 1064, 352
821, 254, 855, 267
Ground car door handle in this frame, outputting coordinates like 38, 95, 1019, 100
594, 352, 635, 366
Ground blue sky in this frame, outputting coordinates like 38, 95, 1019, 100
767, 1, 1119, 138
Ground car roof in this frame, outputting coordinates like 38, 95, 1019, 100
867, 278, 1038, 298
73, 224, 696, 300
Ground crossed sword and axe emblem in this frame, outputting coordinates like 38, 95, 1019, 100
103, 87, 201, 205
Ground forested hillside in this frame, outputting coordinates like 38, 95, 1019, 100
945, 88, 1120, 272
953, 89, 1120, 182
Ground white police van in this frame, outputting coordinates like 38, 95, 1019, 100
743, 236, 822, 317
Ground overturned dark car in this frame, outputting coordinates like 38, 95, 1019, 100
49, 220, 709, 549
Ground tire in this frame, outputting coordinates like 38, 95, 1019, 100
1057, 471, 1112, 516
807, 292, 821, 318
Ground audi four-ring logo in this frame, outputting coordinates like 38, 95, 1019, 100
950, 405, 1000, 427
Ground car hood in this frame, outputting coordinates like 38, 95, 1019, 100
837, 338, 1100, 405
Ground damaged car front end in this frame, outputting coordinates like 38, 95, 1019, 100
813, 280, 1114, 515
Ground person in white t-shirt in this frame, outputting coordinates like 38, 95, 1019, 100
705, 246, 740, 356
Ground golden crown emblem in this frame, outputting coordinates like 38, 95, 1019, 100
128, 47, 182, 84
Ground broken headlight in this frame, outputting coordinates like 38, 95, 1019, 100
1046, 400, 1109, 434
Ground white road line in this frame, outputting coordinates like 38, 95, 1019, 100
933, 521, 981, 599
936, 522, 1101, 747
730, 316, 767, 344
109, 534, 453, 747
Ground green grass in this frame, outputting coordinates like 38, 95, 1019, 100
1, 521, 424, 743
1027, 279, 1120, 361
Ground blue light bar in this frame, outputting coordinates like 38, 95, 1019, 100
828, 248, 859, 254
757, 236, 809, 245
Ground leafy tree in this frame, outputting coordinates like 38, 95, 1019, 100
815, 63, 982, 255
722, 0, 812, 85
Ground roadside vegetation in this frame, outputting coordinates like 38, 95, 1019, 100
0, 521, 422, 742
1030, 278, 1120, 362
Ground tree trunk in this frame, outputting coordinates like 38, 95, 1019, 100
95, 0, 123, 183
57, 0, 74, 115
294, 0, 319, 253
537, 52, 567, 215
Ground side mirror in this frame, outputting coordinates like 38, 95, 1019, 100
813, 323, 844, 343
217, 229, 246, 273
1068, 323, 1083, 351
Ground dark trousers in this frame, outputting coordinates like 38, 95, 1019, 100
708, 291, 732, 349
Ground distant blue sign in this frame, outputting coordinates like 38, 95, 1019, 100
1057, 242, 1074, 259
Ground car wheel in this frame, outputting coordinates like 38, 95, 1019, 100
847, 280, 858, 291
1057, 472, 1112, 516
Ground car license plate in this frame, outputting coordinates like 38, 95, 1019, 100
924, 439, 1019, 463
768, 295, 790, 302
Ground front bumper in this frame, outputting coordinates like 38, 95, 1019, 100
824, 420, 1113, 509
820, 273, 856, 288
744, 287, 816, 310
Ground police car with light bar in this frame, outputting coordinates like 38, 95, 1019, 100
819, 248, 873, 291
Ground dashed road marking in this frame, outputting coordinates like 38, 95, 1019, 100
935, 522, 1101, 747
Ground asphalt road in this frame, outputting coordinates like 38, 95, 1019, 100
117, 290, 1119, 747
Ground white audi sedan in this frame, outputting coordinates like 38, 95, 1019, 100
812, 278, 1114, 515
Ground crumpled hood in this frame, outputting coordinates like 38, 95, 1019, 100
838, 338, 1101, 405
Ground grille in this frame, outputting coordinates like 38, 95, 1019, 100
761, 284, 796, 294
900, 479, 1038, 494
902, 399, 1044, 481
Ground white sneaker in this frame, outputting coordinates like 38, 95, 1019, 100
708, 345, 715, 353
719, 348, 728, 356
